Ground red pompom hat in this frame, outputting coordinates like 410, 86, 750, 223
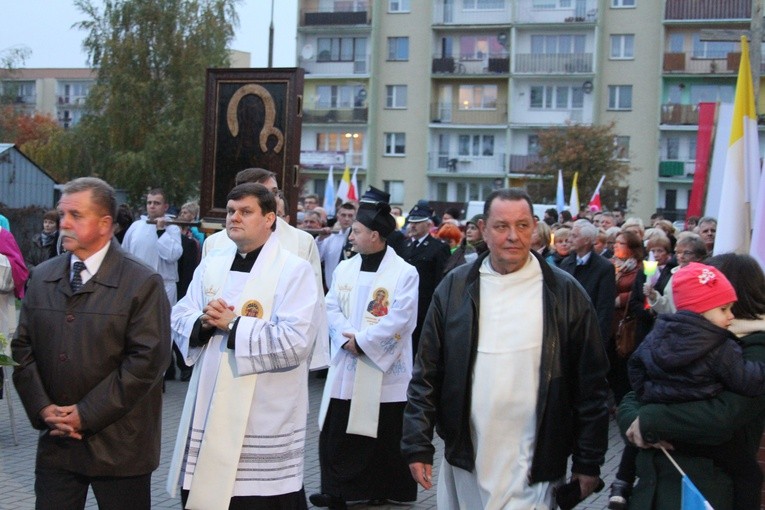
672, 262, 737, 314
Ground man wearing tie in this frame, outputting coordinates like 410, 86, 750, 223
12, 177, 170, 510
559, 219, 616, 345
317, 202, 357, 291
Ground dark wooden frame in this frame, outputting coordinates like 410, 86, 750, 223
200, 68, 304, 226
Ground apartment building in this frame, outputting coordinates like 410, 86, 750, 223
296, 0, 765, 221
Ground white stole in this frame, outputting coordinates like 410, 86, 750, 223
319, 252, 401, 438
167, 239, 287, 509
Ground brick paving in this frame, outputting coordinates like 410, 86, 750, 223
0, 371, 624, 509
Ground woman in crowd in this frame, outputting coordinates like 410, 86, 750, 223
609, 230, 644, 403
25, 209, 60, 269
617, 253, 765, 509
531, 220, 552, 259
436, 222, 465, 275
646, 232, 707, 314
546, 226, 570, 266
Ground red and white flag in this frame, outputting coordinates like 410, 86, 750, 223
588, 175, 605, 212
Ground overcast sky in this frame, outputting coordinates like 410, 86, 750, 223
0, 0, 298, 68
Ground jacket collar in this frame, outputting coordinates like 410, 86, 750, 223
46, 239, 124, 294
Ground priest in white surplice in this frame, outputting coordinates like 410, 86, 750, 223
402, 189, 610, 510
310, 198, 419, 509
169, 183, 320, 510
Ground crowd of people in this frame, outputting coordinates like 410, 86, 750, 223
2, 174, 764, 510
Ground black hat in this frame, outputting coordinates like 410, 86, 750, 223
467, 214, 484, 227
407, 203, 433, 223
360, 186, 390, 204
356, 201, 396, 238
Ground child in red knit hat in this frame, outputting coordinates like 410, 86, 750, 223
627, 262, 765, 510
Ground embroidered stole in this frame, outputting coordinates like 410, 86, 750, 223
168, 241, 287, 509
319, 253, 400, 438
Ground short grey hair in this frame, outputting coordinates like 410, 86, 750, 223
62, 177, 117, 219
573, 219, 598, 244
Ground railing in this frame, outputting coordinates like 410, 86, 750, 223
300, 58, 369, 76
662, 52, 749, 74
301, 9, 370, 26
659, 160, 695, 177
664, 0, 750, 20
428, 151, 507, 176
431, 54, 510, 75
432, 2, 512, 25
660, 104, 699, 125
302, 107, 368, 124
431, 102, 508, 125
514, 0, 598, 24
514, 53, 593, 73
57, 96, 87, 106
509, 154, 541, 173
12, 95, 36, 105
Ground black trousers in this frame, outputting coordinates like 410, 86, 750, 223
181, 487, 308, 510
34, 467, 151, 510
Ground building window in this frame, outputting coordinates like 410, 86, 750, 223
458, 85, 497, 109
316, 85, 364, 109
458, 134, 494, 157
458, 35, 505, 60
610, 35, 634, 59
388, 0, 410, 12
316, 131, 364, 166
463, 0, 506, 9
666, 136, 680, 160
384, 180, 405, 203
611, 0, 635, 7
528, 134, 540, 155
385, 85, 408, 108
690, 84, 734, 104
384, 132, 406, 155
387, 37, 409, 61
529, 85, 583, 109
614, 136, 630, 160
317, 37, 367, 62
530, 34, 586, 55
692, 34, 735, 59
608, 85, 632, 110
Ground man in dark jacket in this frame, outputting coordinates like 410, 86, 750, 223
401, 202, 450, 353
12, 177, 171, 510
560, 219, 616, 345
402, 189, 609, 508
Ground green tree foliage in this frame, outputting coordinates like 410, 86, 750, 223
73, 0, 239, 204
0, 46, 31, 105
528, 122, 632, 211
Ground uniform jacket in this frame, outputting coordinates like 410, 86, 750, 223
617, 325, 765, 510
401, 234, 450, 344
402, 250, 610, 482
559, 250, 616, 344
12, 240, 171, 476
629, 311, 765, 403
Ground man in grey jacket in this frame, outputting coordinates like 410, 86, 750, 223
12, 177, 170, 510
402, 188, 609, 509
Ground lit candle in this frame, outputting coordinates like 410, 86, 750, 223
643, 260, 658, 278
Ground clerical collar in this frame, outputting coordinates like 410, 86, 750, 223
230, 246, 263, 272
360, 247, 386, 272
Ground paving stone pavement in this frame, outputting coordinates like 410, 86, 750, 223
0, 371, 624, 509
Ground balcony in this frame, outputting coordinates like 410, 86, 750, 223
300, 0, 369, 26
664, 0, 750, 21
661, 52, 756, 74
661, 104, 699, 125
510, 107, 589, 126
302, 106, 368, 124
509, 154, 542, 174
12, 94, 36, 105
432, 2, 512, 25
301, 57, 369, 76
514, 53, 593, 74
514, 0, 598, 24
58, 95, 87, 106
659, 160, 695, 177
431, 54, 510, 75
429, 151, 507, 176
431, 102, 508, 125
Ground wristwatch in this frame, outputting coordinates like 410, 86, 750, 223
226, 316, 238, 332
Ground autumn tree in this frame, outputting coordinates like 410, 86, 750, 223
72, 0, 240, 203
528, 122, 632, 211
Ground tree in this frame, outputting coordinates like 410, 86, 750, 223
73, 0, 240, 204
0, 46, 31, 105
528, 122, 632, 211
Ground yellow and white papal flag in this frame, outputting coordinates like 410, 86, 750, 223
713, 36, 761, 255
